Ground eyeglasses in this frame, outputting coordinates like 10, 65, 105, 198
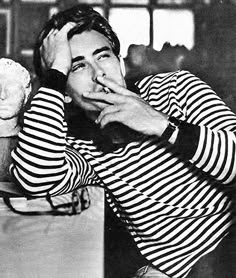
2, 187, 91, 216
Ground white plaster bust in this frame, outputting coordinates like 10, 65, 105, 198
0, 58, 31, 137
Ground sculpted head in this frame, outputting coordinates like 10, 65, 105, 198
0, 58, 31, 136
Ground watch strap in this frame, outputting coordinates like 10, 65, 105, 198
161, 116, 181, 142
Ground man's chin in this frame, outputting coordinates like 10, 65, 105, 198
85, 110, 100, 122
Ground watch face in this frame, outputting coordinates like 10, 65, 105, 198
169, 116, 181, 127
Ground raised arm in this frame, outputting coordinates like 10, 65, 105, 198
10, 23, 96, 197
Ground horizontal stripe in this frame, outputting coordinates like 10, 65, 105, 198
10, 70, 236, 278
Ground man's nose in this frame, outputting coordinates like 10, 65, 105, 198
92, 63, 105, 82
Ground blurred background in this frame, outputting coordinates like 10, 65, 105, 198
0, 0, 236, 111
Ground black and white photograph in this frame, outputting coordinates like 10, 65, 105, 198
0, 0, 235, 277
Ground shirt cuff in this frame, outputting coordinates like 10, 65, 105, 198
174, 122, 200, 158
42, 69, 67, 94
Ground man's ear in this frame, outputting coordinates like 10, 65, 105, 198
119, 55, 126, 76
64, 95, 72, 103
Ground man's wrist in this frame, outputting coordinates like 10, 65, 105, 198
51, 66, 69, 77
161, 116, 181, 143
168, 128, 179, 144
42, 69, 68, 93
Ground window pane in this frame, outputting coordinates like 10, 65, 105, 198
111, 0, 148, 4
0, 9, 11, 56
21, 0, 56, 2
153, 9, 194, 50
157, 0, 193, 4
79, 0, 103, 4
109, 8, 150, 57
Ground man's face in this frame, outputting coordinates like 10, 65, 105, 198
0, 73, 25, 120
67, 30, 126, 119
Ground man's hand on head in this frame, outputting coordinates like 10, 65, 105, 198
40, 22, 76, 76
83, 76, 169, 137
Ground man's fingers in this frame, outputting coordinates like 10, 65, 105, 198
83, 91, 124, 105
96, 76, 135, 97
45, 22, 76, 41
96, 105, 121, 125
59, 22, 76, 35
98, 110, 123, 128
47, 28, 57, 38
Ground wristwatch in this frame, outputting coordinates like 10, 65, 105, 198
161, 116, 181, 141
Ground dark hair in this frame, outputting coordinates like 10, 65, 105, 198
33, 4, 141, 153
33, 4, 120, 79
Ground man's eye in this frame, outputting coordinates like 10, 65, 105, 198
72, 63, 86, 72
98, 53, 110, 60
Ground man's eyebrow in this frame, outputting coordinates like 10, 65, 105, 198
72, 46, 111, 64
93, 46, 111, 56
72, 56, 84, 64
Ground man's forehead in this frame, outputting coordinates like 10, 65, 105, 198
70, 30, 112, 57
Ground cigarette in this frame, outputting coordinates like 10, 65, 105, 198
104, 87, 110, 94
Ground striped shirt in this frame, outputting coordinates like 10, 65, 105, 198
10, 69, 236, 278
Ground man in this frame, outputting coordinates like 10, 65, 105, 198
10, 4, 236, 278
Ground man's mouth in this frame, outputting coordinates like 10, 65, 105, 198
98, 86, 111, 94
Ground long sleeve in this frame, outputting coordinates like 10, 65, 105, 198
173, 71, 236, 184
138, 70, 236, 185
9, 70, 96, 197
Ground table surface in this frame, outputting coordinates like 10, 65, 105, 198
0, 184, 104, 278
